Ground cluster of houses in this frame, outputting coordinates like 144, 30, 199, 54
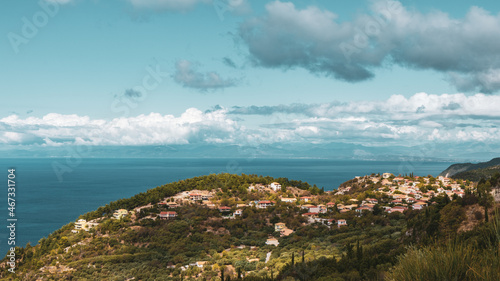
71, 208, 131, 233
335, 174, 469, 213
85, 176, 470, 245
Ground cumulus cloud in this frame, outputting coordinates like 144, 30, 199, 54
173, 60, 237, 91
230, 93, 500, 119
1, 93, 499, 148
0, 109, 239, 146
229, 93, 500, 143
239, 1, 500, 92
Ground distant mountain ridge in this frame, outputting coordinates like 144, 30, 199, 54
1, 142, 498, 162
439, 157, 500, 178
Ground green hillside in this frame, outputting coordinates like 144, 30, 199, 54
440, 157, 500, 179
1, 173, 499, 281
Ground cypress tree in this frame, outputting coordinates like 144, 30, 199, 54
302, 250, 305, 263
356, 240, 362, 262
292, 252, 295, 267
346, 243, 354, 260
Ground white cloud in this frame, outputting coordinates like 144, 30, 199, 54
229, 92, 500, 144
1, 93, 499, 148
0, 109, 238, 146
231, 93, 500, 118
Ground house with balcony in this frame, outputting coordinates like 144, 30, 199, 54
300, 196, 312, 202
337, 219, 347, 227
189, 193, 203, 201
280, 197, 297, 203
113, 209, 129, 219
257, 200, 275, 209
218, 206, 232, 213
159, 211, 177, 219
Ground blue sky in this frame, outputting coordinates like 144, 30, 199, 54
1, 0, 500, 159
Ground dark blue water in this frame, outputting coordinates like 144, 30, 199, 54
0, 158, 452, 255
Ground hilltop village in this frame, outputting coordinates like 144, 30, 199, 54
73, 173, 472, 235
59, 173, 480, 277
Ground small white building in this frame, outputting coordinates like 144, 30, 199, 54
257, 200, 275, 209
412, 202, 427, 210
280, 197, 297, 203
275, 222, 286, 232
337, 219, 347, 227
266, 238, 279, 246
73, 219, 98, 233
113, 209, 128, 219
270, 182, 282, 192
196, 261, 207, 268
159, 211, 177, 219
75, 219, 87, 230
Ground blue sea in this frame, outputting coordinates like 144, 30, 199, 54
0, 158, 452, 256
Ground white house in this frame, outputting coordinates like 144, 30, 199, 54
257, 200, 275, 209
412, 202, 427, 210
383, 173, 393, 179
113, 209, 128, 219
280, 197, 297, 203
302, 205, 321, 213
159, 211, 177, 219
275, 222, 286, 232
337, 219, 347, 227
266, 238, 279, 246
73, 219, 98, 233
270, 182, 282, 192
300, 196, 313, 202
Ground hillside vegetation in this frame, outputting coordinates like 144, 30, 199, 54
440, 157, 500, 179
1, 173, 499, 281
